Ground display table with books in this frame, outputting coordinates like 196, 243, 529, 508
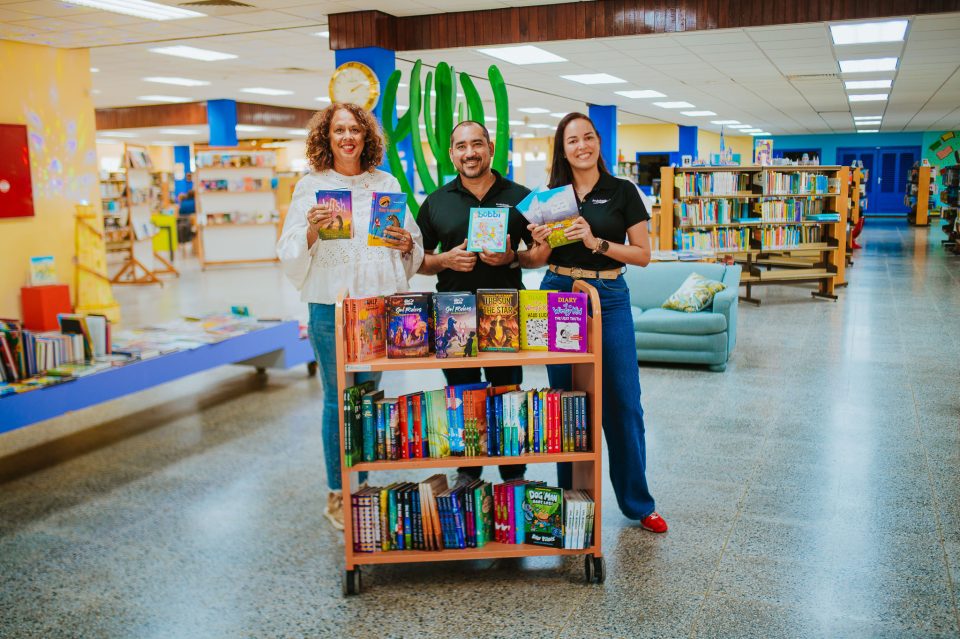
0, 318, 314, 434
335, 281, 606, 595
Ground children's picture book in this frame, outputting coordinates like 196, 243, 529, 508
314, 189, 353, 240
519, 289, 553, 351
476, 289, 519, 352
466, 207, 509, 253
385, 293, 431, 358
524, 485, 564, 548
433, 292, 477, 358
521, 185, 580, 248
547, 292, 588, 353
345, 296, 386, 361
368, 192, 407, 247
28, 256, 57, 286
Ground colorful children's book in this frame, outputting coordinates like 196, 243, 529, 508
466, 207, 509, 253
547, 292, 588, 353
525, 485, 564, 548
385, 293, 431, 358
314, 189, 353, 239
476, 288, 519, 352
519, 289, 553, 351
368, 192, 407, 247
29, 256, 57, 286
343, 380, 376, 467
345, 296, 386, 362
433, 292, 478, 358
524, 185, 580, 248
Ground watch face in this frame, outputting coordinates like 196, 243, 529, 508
329, 62, 380, 111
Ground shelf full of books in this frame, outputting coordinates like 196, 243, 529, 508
659, 165, 850, 304
906, 165, 937, 226
194, 148, 279, 268
335, 281, 605, 593
940, 165, 960, 255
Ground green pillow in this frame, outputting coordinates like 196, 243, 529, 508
662, 273, 726, 313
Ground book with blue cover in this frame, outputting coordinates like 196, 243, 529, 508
368, 192, 407, 247
314, 189, 352, 239
520, 185, 580, 248
466, 207, 509, 253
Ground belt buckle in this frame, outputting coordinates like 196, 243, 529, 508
571, 267, 584, 279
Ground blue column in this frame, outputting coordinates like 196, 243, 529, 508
507, 138, 515, 181
173, 145, 192, 196
679, 125, 698, 161
588, 104, 617, 172
207, 99, 238, 147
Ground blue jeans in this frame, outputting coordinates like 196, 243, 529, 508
308, 303, 381, 491
540, 270, 656, 520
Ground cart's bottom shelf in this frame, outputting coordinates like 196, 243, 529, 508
348, 451, 595, 472
349, 542, 597, 565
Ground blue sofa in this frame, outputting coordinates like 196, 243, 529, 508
621, 262, 740, 372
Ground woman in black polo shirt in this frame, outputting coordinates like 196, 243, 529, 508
528, 112, 666, 533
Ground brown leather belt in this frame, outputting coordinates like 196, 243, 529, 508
548, 264, 623, 280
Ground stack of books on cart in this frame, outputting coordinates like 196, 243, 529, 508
351, 478, 595, 552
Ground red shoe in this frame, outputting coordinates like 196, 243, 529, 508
640, 512, 668, 533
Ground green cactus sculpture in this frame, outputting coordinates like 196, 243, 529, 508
382, 59, 510, 217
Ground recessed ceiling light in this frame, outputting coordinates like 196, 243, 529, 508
727, 124, 752, 129
831, 20, 908, 45
396, 104, 408, 111
711, 120, 740, 125
150, 45, 236, 61
519, 133, 536, 138
750, 132, 772, 136
653, 101, 695, 109
99, 131, 137, 138
63, 0, 204, 20
90, 67, 99, 73
235, 125, 266, 132
150, 141, 177, 146
315, 31, 329, 38
858, 129, 879, 133
158, 129, 202, 135
241, 87, 293, 96
848, 93, 888, 102
561, 73, 627, 85
508, 120, 524, 126
316, 96, 331, 103
144, 76, 210, 87
529, 123, 553, 129
518, 107, 550, 114
742, 128, 763, 133
681, 111, 717, 117
845, 79, 892, 90
839, 57, 898, 73
476, 45, 566, 65
91, 89, 101, 94
137, 95, 191, 103
286, 129, 308, 136
854, 115, 883, 120
615, 90, 666, 99
398, 83, 408, 88
483, 115, 497, 122
549, 112, 567, 118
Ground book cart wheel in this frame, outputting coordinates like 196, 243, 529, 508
584, 554, 594, 583
593, 556, 606, 584
307, 361, 318, 377
342, 568, 361, 596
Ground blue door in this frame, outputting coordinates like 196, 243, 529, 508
837, 146, 920, 216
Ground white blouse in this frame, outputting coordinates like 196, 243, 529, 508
276, 169, 425, 304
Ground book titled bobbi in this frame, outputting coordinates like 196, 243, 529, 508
547, 292, 588, 353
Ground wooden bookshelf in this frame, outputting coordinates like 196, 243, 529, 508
659, 165, 849, 304
907, 166, 934, 226
335, 281, 606, 594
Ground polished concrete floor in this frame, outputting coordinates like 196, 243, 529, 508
1, 219, 958, 638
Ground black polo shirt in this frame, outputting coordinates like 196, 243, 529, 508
417, 170, 533, 293
548, 172, 650, 271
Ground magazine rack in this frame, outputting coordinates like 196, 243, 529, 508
335, 280, 605, 595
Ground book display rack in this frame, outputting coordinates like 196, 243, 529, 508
659, 165, 850, 304
194, 147, 279, 269
335, 281, 606, 595
846, 167, 866, 267
940, 165, 960, 255
906, 165, 936, 226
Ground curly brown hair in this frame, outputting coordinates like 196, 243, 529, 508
305, 103, 385, 172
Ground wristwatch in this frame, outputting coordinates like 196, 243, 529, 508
592, 239, 610, 255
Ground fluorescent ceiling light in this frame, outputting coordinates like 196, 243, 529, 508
286, 129, 308, 136
845, 79, 892, 90
90, 67, 99, 73
750, 132, 772, 136
149, 46, 236, 62
236, 125, 266, 132
519, 133, 536, 138
854, 115, 883, 120
858, 129, 879, 133
529, 123, 553, 129
241, 87, 293, 96
144, 76, 210, 87
550, 112, 567, 118
150, 141, 177, 146
398, 83, 408, 88
99, 131, 137, 138
315, 31, 329, 38
63, 0, 204, 20
831, 20, 908, 45
839, 57, 898, 73
742, 128, 763, 133
137, 95, 191, 103
615, 90, 666, 99
653, 101, 695, 109
848, 93, 888, 102
476, 45, 566, 65
158, 129, 201, 135
518, 107, 549, 114
484, 115, 497, 122
727, 124, 752, 129
711, 120, 740, 125
561, 73, 626, 85
681, 111, 717, 117
508, 120, 524, 126
316, 96, 331, 103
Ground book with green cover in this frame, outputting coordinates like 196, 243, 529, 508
475, 482, 493, 547
525, 485, 564, 548
343, 380, 375, 467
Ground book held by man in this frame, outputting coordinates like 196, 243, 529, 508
466, 207, 509, 253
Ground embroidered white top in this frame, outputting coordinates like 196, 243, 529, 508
276, 169, 424, 304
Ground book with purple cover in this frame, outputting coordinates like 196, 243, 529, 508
314, 189, 353, 240
547, 292, 588, 353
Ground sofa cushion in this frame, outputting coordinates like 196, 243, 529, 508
623, 262, 731, 310
662, 272, 726, 313
634, 307, 727, 335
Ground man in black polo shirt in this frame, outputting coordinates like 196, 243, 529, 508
417, 121, 548, 484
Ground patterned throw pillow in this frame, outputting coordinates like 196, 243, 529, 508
662, 273, 726, 313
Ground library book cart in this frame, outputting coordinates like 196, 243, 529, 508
334, 281, 606, 595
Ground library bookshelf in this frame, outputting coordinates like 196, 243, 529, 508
907, 165, 934, 226
335, 281, 605, 595
659, 165, 850, 304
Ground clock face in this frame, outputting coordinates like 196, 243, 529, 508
329, 62, 380, 111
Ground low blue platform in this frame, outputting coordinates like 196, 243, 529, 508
0, 320, 315, 434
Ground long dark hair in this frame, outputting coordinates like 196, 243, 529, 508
548, 112, 610, 188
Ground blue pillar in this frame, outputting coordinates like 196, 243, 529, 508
679, 125, 698, 162
173, 145, 192, 196
588, 104, 617, 172
507, 138, 515, 181
207, 99, 238, 147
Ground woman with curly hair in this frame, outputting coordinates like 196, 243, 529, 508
277, 103, 424, 529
